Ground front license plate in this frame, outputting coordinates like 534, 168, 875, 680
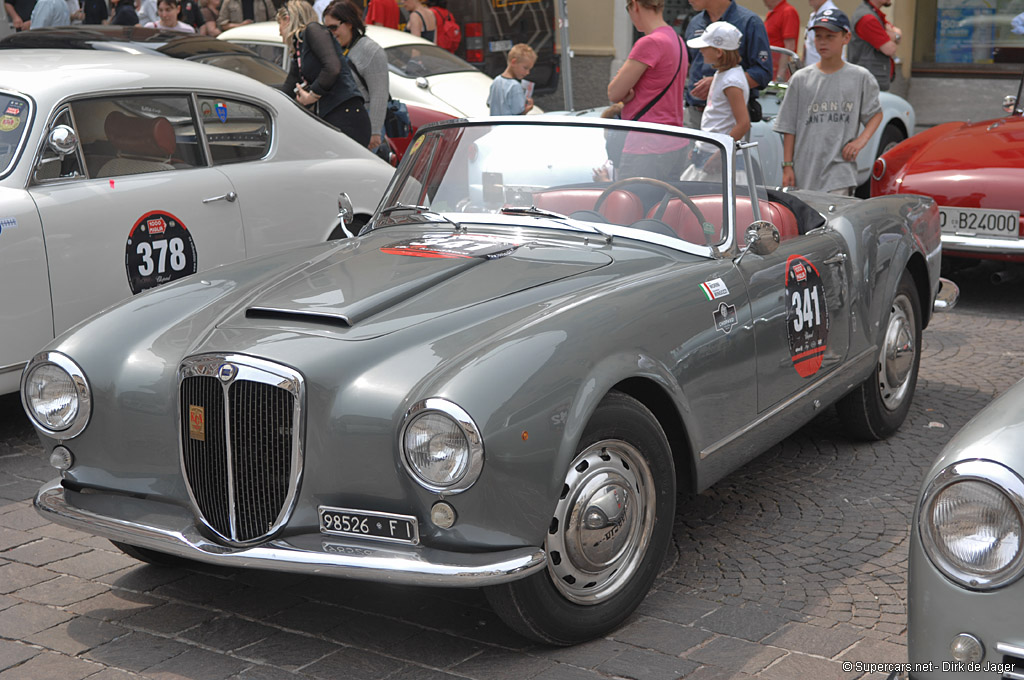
318, 506, 419, 545
940, 206, 1020, 240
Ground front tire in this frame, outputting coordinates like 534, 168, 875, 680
485, 391, 676, 645
837, 270, 921, 439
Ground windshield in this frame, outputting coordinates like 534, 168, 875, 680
0, 95, 31, 179
386, 43, 475, 78
375, 120, 745, 251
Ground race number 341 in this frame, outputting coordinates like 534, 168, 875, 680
785, 255, 830, 378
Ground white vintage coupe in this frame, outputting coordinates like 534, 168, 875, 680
0, 49, 394, 395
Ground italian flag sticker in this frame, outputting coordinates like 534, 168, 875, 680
700, 278, 730, 301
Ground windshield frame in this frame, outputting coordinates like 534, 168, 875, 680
0, 90, 34, 181
371, 116, 745, 258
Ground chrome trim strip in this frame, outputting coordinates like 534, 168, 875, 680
177, 354, 305, 547
35, 480, 545, 587
996, 642, 1024, 658
700, 346, 876, 459
20, 351, 92, 440
0, 361, 27, 375
942, 233, 1024, 254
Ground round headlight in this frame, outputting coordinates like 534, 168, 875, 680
21, 352, 91, 438
921, 460, 1024, 589
400, 399, 483, 493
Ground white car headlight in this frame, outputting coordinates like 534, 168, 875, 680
400, 399, 483, 493
920, 460, 1024, 589
21, 352, 91, 438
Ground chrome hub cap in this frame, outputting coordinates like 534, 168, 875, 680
878, 294, 915, 410
546, 440, 655, 604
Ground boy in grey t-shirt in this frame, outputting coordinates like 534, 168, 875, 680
487, 43, 536, 115
773, 8, 882, 194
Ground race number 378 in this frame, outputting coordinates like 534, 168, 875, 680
125, 211, 197, 294
785, 255, 830, 378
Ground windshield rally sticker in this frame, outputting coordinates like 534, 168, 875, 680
381, 234, 521, 260
125, 211, 198, 295
700, 278, 729, 301
785, 254, 830, 378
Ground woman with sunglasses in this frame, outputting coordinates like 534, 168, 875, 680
323, 0, 389, 153
279, 0, 371, 147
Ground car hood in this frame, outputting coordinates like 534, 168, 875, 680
220, 228, 613, 340
897, 116, 1024, 206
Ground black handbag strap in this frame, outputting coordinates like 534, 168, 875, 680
631, 32, 684, 121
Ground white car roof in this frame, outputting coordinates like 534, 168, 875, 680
0, 49, 276, 109
218, 22, 438, 51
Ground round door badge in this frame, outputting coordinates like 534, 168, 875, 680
785, 254, 830, 378
125, 211, 197, 294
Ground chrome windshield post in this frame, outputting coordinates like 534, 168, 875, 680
737, 140, 762, 223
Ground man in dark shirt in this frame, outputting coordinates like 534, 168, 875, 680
684, 0, 772, 130
4, 0, 36, 30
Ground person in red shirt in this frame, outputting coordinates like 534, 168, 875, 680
763, 0, 800, 81
848, 0, 901, 91
364, 0, 397, 29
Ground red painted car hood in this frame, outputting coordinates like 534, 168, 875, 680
897, 116, 1024, 209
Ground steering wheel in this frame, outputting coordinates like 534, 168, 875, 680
593, 177, 712, 242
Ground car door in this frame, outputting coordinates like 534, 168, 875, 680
734, 194, 851, 413
28, 93, 246, 337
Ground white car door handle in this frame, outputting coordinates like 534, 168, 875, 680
202, 191, 237, 204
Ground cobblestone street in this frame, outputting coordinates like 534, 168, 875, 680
2, 263, 1024, 680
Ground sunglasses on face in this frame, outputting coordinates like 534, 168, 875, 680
324, 20, 342, 32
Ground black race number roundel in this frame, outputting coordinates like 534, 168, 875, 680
125, 211, 197, 295
785, 254, 829, 378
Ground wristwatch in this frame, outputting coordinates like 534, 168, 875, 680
782, 161, 794, 167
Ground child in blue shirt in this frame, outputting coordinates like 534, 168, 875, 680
487, 43, 537, 115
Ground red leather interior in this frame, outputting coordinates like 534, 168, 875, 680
531, 188, 800, 244
532, 189, 645, 225
105, 111, 176, 158
650, 195, 800, 244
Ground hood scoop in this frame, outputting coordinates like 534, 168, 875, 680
246, 252, 482, 327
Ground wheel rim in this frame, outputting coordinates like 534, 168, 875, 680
546, 439, 655, 604
878, 293, 916, 410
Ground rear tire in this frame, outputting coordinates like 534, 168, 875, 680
485, 391, 676, 645
837, 270, 921, 439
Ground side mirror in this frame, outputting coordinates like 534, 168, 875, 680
337, 192, 354, 226
47, 125, 78, 157
746, 220, 780, 256
1003, 95, 1019, 115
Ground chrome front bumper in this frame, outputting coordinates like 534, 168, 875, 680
35, 479, 546, 587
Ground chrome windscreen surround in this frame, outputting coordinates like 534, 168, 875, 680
919, 459, 1024, 590
399, 398, 484, 494
177, 354, 305, 547
20, 351, 92, 440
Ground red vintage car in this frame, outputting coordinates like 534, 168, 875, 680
871, 73, 1024, 270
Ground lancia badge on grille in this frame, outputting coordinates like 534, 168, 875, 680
188, 405, 205, 441
217, 363, 237, 382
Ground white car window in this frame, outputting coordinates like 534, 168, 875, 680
33, 107, 85, 183
195, 96, 272, 165
69, 95, 202, 179
386, 44, 475, 78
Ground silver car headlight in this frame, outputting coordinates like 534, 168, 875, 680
400, 398, 483, 494
21, 352, 91, 439
920, 459, 1024, 590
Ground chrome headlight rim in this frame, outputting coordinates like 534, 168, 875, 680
919, 459, 1024, 590
20, 351, 92, 439
399, 398, 483, 494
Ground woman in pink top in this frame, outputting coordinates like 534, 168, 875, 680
607, 0, 687, 180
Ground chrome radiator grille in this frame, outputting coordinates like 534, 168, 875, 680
179, 356, 304, 545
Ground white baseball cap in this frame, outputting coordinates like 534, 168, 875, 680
686, 21, 742, 51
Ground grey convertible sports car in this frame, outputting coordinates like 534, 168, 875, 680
26, 117, 952, 644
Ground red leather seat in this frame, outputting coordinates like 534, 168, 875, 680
105, 111, 176, 158
651, 195, 800, 244
532, 189, 645, 225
